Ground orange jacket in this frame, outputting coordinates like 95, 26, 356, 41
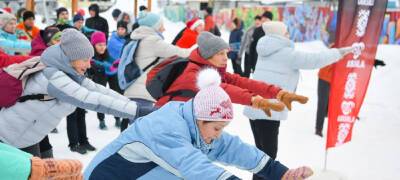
16, 22, 40, 41
318, 64, 334, 83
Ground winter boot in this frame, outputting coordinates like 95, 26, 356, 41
115, 118, 121, 128
99, 120, 107, 130
70, 144, 87, 155
80, 143, 96, 151
40, 148, 54, 158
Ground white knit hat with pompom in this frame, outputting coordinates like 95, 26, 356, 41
193, 68, 233, 121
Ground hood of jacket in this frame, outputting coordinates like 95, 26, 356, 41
29, 31, 47, 56
40, 44, 84, 83
110, 31, 126, 43
130, 26, 163, 40
182, 100, 214, 152
257, 34, 293, 57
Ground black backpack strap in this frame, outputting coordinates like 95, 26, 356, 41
143, 57, 160, 72
165, 89, 197, 101
17, 61, 41, 80
18, 94, 54, 103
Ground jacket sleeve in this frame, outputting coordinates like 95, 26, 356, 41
0, 50, 31, 68
152, 37, 191, 59
0, 37, 31, 54
224, 72, 282, 101
287, 48, 342, 70
44, 69, 137, 119
238, 29, 249, 58
151, 130, 236, 180
209, 132, 288, 180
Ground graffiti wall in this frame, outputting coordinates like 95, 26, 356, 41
163, 4, 400, 44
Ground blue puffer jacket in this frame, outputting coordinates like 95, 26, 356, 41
243, 34, 342, 121
84, 100, 288, 180
0, 29, 31, 55
108, 31, 126, 60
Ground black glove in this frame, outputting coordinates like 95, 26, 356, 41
374, 59, 386, 68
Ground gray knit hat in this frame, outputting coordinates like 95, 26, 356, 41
60, 28, 94, 61
197, 32, 229, 59
0, 11, 17, 29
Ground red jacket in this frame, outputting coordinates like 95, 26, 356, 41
0, 50, 31, 68
155, 49, 282, 107
29, 33, 48, 56
176, 28, 198, 49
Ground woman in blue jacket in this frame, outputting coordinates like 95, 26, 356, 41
84, 68, 313, 180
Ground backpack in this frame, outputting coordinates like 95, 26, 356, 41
0, 57, 48, 108
117, 39, 160, 90
146, 56, 197, 100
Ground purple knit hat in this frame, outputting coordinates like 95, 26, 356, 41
193, 68, 233, 121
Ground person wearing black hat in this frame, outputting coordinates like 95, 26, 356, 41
72, 13, 95, 39
86, 3, 109, 40
108, 21, 128, 60
248, 11, 273, 75
203, 7, 220, 36
112, 9, 121, 22
15, 10, 40, 41
54, 7, 74, 31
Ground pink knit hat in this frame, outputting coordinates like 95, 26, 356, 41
90, 31, 106, 45
193, 68, 233, 121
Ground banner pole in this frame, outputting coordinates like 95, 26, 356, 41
323, 148, 328, 171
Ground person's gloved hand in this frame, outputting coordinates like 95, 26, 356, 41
252, 96, 285, 117
29, 157, 82, 180
338, 46, 355, 56
277, 90, 309, 111
374, 59, 386, 68
281, 166, 313, 180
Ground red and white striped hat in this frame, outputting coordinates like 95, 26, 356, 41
186, 18, 205, 31
193, 68, 233, 121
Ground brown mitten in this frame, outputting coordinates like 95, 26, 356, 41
277, 90, 309, 111
252, 96, 285, 117
29, 157, 83, 180
281, 166, 313, 180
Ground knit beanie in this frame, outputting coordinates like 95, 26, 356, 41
90, 31, 106, 45
139, 5, 148, 12
22, 11, 35, 21
42, 27, 60, 45
60, 28, 94, 61
56, 7, 68, 19
0, 11, 17, 29
138, 12, 163, 31
262, 21, 288, 37
117, 20, 128, 30
197, 32, 229, 59
112, 9, 122, 19
194, 68, 233, 121
186, 18, 204, 30
73, 13, 84, 23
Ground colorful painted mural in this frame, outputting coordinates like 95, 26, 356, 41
163, 4, 400, 44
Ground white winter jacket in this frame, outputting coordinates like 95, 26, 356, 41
0, 45, 138, 148
243, 34, 342, 121
123, 26, 191, 102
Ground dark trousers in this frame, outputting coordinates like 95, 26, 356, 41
228, 51, 243, 75
21, 136, 52, 158
67, 108, 89, 147
249, 119, 280, 180
243, 53, 252, 78
121, 98, 157, 132
315, 79, 330, 132
92, 74, 124, 122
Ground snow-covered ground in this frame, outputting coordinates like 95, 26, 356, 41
47, 1, 400, 179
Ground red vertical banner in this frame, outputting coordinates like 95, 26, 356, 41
326, 0, 387, 149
